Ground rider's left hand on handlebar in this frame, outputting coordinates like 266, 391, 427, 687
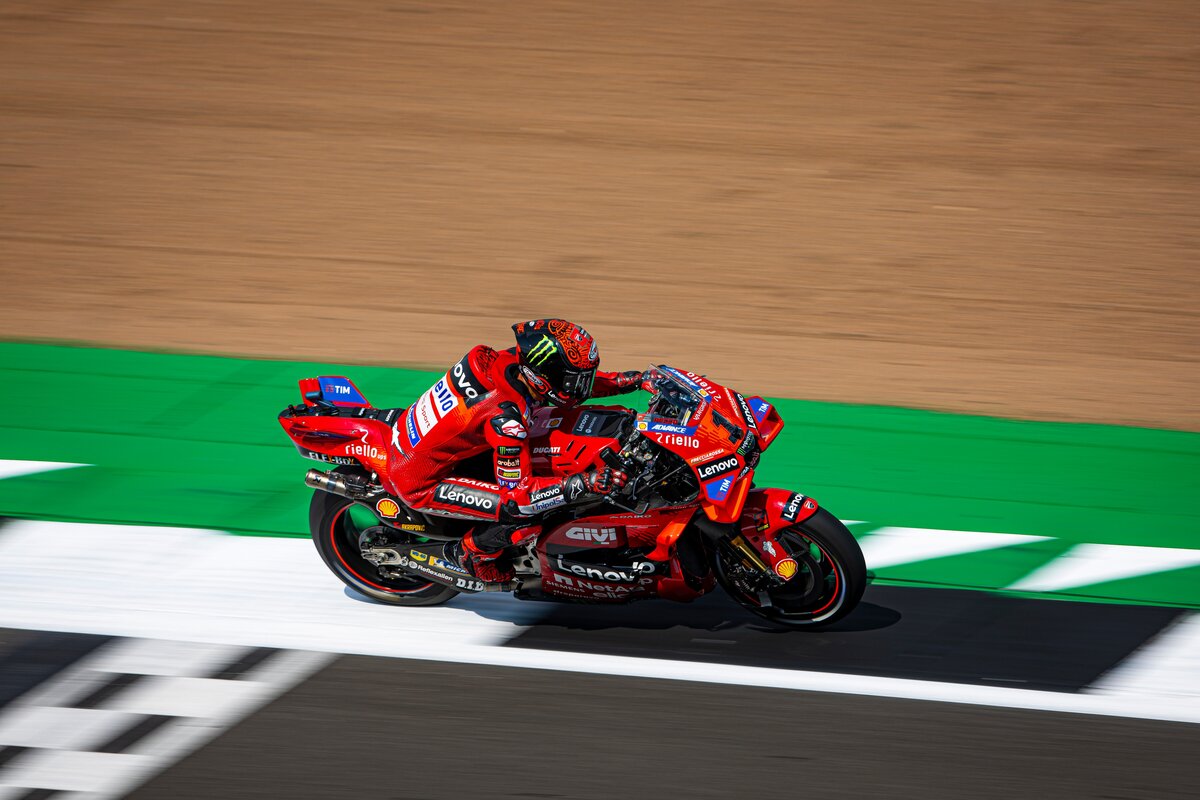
587, 466, 628, 495
613, 370, 645, 395
562, 466, 629, 505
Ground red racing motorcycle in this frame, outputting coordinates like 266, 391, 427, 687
278, 365, 866, 628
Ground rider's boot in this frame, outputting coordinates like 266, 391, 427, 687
443, 536, 515, 584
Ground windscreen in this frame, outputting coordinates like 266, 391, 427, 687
643, 365, 707, 423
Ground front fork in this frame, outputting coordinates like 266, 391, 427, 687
695, 488, 821, 583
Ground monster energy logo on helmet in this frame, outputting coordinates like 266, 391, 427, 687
527, 334, 558, 366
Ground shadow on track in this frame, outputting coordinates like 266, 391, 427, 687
492, 585, 1183, 692
467, 589, 902, 634
342, 581, 1182, 692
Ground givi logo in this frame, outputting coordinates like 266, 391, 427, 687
565, 526, 618, 545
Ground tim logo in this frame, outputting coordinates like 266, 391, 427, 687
564, 526, 618, 545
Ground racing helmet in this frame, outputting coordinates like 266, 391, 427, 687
512, 319, 599, 406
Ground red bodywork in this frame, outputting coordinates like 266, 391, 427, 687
279, 376, 394, 477
280, 367, 820, 604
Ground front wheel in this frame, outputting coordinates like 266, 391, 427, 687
714, 507, 866, 628
310, 471, 459, 606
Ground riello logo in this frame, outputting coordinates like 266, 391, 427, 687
344, 443, 381, 459
344, 431, 382, 460
655, 434, 700, 449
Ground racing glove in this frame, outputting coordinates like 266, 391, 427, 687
611, 370, 645, 395
562, 466, 629, 504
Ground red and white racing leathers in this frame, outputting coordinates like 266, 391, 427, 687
383, 345, 630, 553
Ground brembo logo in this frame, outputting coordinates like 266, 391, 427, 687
565, 526, 617, 544
697, 455, 738, 481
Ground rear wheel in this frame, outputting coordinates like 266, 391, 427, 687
310, 471, 459, 606
714, 507, 866, 628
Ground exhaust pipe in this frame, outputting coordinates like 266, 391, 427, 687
305, 468, 375, 499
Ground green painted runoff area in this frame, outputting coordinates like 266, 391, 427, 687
0, 342, 1196, 606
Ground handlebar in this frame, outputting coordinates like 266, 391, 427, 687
595, 445, 649, 515
599, 446, 628, 472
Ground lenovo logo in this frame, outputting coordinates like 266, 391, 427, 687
697, 455, 738, 481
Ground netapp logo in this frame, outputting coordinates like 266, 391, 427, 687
696, 455, 738, 481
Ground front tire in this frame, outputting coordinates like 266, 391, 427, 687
310, 472, 459, 606
715, 507, 866, 628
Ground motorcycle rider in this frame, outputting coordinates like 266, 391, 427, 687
385, 319, 643, 583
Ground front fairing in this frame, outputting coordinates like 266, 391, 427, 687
638, 366, 764, 522
526, 404, 633, 476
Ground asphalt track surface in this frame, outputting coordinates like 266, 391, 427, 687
131, 660, 1199, 800
3, 594, 1199, 799
2, 628, 1198, 800
1, 519, 1198, 798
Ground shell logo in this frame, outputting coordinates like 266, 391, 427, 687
774, 558, 799, 581
375, 498, 401, 518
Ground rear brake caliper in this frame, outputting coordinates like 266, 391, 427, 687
359, 527, 405, 567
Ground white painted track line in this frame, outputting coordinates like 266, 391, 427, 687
858, 527, 1051, 569
0, 520, 1196, 725
0, 706, 142, 751
0, 520, 547, 650
1090, 613, 1200, 700
0, 460, 88, 482
1007, 543, 1200, 593
0, 637, 333, 800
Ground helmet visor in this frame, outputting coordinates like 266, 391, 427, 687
560, 366, 596, 402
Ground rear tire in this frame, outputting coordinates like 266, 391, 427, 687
715, 507, 866, 628
310, 470, 459, 606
